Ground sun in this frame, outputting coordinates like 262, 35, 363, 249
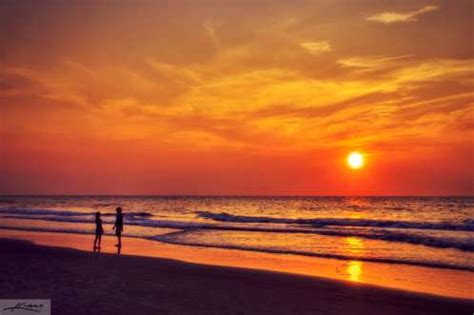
347, 152, 365, 169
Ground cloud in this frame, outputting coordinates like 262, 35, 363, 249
0, 66, 89, 106
146, 59, 202, 85
203, 21, 219, 50
299, 41, 331, 56
0, 71, 41, 96
366, 5, 439, 24
3, 52, 472, 153
391, 59, 473, 83
337, 55, 414, 69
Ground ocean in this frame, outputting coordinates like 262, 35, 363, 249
0, 196, 472, 272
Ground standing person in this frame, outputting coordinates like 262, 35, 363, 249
94, 211, 104, 250
113, 207, 124, 247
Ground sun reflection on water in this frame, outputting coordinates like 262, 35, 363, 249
345, 237, 364, 253
344, 237, 364, 282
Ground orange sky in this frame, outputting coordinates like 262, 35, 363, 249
0, 0, 472, 195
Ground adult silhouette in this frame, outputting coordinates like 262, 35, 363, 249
113, 207, 124, 247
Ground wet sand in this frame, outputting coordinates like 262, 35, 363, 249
0, 235, 472, 314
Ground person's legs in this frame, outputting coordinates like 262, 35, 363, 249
117, 233, 122, 247
94, 234, 98, 249
98, 234, 102, 248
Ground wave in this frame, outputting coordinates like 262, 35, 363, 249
196, 211, 474, 232
2, 212, 473, 252
93, 203, 115, 208
153, 233, 474, 272
0, 208, 92, 217
385, 206, 409, 211
0, 208, 153, 218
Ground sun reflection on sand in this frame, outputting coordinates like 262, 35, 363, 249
347, 261, 363, 282
345, 237, 364, 282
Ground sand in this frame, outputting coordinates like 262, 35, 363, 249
0, 237, 472, 315
1, 229, 472, 300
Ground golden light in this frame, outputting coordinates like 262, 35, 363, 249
347, 152, 365, 169
346, 261, 363, 282
344, 237, 365, 282
345, 237, 364, 254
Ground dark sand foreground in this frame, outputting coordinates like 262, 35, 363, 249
0, 239, 472, 315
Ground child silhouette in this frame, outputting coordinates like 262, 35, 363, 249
94, 211, 104, 250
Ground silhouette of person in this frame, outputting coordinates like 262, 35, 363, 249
113, 207, 124, 247
93, 211, 104, 250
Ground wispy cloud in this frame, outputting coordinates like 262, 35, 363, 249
147, 59, 202, 85
300, 41, 331, 56
366, 5, 439, 24
338, 55, 414, 69
203, 21, 219, 50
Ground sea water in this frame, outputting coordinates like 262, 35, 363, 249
0, 196, 472, 271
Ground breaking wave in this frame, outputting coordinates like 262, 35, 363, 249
196, 211, 474, 232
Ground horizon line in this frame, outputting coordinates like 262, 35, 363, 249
1, 194, 473, 198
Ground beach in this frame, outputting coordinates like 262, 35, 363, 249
0, 196, 472, 300
0, 231, 472, 315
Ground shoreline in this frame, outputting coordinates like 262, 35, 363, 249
0, 237, 472, 315
0, 229, 472, 301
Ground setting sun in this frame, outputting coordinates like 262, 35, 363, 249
347, 152, 365, 169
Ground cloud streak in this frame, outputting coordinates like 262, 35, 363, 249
366, 5, 439, 24
337, 55, 414, 69
300, 41, 331, 55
